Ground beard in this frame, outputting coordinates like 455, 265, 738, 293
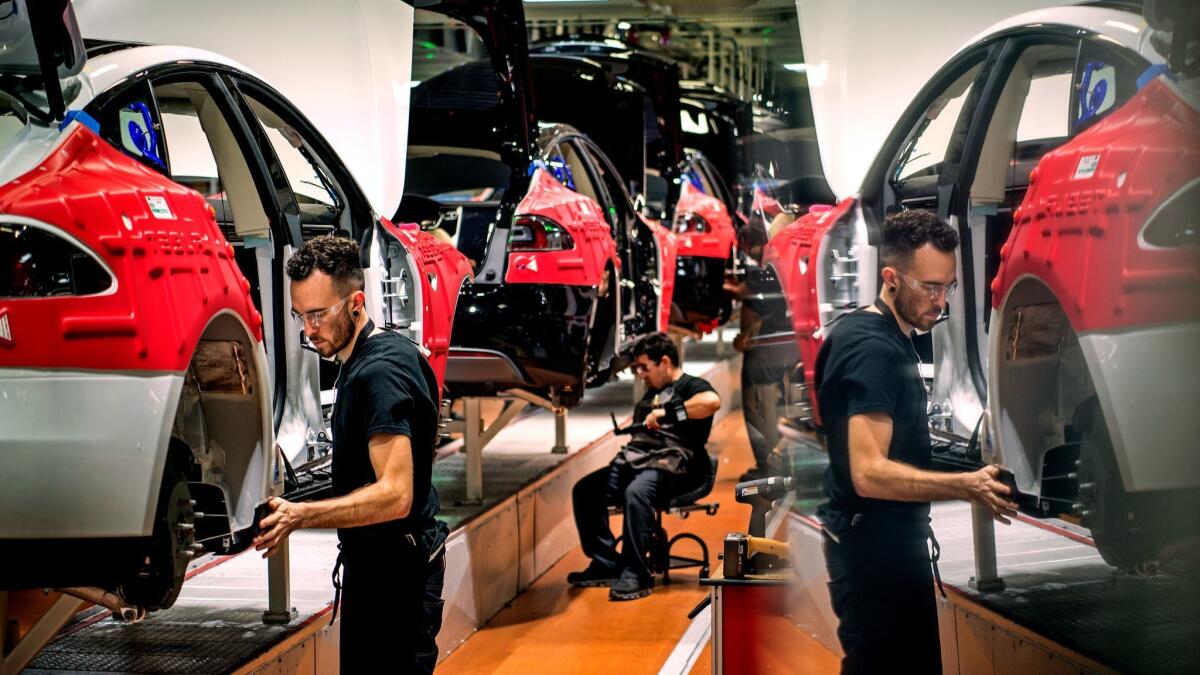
895, 284, 939, 333
318, 310, 357, 359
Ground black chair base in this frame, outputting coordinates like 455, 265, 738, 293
609, 501, 720, 583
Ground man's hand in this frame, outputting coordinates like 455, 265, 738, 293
962, 465, 1019, 524
644, 408, 666, 430
732, 332, 749, 352
253, 497, 306, 559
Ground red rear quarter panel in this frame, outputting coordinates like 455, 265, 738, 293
993, 77, 1200, 331
0, 125, 261, 373
762, 197, 857, 423
675, 181, 736, 259
378, 219, 473, 393
505, 168, 616, 286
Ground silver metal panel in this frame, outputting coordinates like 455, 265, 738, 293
435, 528, 477, 660
938, 595, 960, 675
956, 608, 998, 675
991, 628, 1086, 675
786, 516, 843, 657
533, 471, 581, 580
446, 501, 520, 633
249, 637, 314, 675
516, 489, 537, 592
313, 623, 339, 675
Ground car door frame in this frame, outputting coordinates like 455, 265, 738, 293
572, 133, 664, 342
87, 64, 296, 430
946, 29, 1084, 404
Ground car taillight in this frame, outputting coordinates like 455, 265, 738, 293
1140, 178, 1200, 249
508, 215, 575, 251
673, 212, 709, 234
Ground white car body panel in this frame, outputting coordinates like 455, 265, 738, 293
0, 369, 181, 538
1077, 323, 1200, 493
793, 0, 1063, 199
0, 45, 257, 187
792, 2, 1166, 200
74, 0, 416, 219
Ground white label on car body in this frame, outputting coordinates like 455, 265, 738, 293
1073, 154, 1101, 180
146, 195, 175, 219
0, 310, 12, 347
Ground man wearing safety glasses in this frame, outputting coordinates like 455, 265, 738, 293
251, 236, 447, 674
814, 211, 1017, 674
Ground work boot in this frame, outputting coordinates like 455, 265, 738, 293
608, 568, 653, 601
738, 466, 766, 483
567, 560, 620, 588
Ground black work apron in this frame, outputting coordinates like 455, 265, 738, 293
332, 519, 449, 674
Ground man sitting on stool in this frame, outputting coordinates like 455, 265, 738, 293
569, 333, 721, 600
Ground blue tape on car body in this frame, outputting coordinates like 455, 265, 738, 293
59, 109, 101, 134
1137, 63, 1173, 91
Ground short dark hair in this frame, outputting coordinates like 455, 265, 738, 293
880, 210, 959, 269
633, 332, 679, 367
286, 235, 364, 295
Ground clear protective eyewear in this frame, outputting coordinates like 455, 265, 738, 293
290, 294, 354, 328
896, 271, 958, 299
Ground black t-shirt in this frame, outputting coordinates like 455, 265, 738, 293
741, 267, 796, 385
331, 320, 440, 545
815, 307, 932, 524
633, 373, 717, 463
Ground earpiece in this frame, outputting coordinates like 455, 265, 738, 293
889, 286, 897, 294
353, 310, 360, 318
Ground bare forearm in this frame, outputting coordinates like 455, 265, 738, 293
684, 393, 721, 419
298, 483, 412, 530
853, 457, 966, 503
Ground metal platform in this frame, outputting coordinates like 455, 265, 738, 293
782, 439, 1200, 675
16, 338, 743, 673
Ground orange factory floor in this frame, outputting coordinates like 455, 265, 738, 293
438, 411, 841, 674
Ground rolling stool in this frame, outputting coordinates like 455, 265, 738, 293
609, 454, 720, 583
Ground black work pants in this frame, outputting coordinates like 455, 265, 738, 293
572, 462, 678, 580
338, 536, 446, 674
822, 522, 941, 675
741, 378, 782, 471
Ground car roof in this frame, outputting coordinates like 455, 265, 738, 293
71, 44, 260, 111
964, 5, 1163, 65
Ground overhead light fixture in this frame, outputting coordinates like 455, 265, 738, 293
617, 21, 632, 30
783, 63, 808, 72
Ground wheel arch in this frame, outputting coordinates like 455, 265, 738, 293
988, 274, 1099, 497
161, 308, 275, 538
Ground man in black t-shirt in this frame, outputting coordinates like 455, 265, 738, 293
569, 333, 721, 600
815, 211, 1017, 674
252, 237, 447, 674
731, 260, 795, 480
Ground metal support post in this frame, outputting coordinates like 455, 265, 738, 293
553, 408, 569, 454
1, 592, 85, 675
445, 391, 567, 501
464, 396, 484, 503
458, 396, 531, 503
968, 502, 1005, 592
671, 332, 687, 370
263, 540, 297, 625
